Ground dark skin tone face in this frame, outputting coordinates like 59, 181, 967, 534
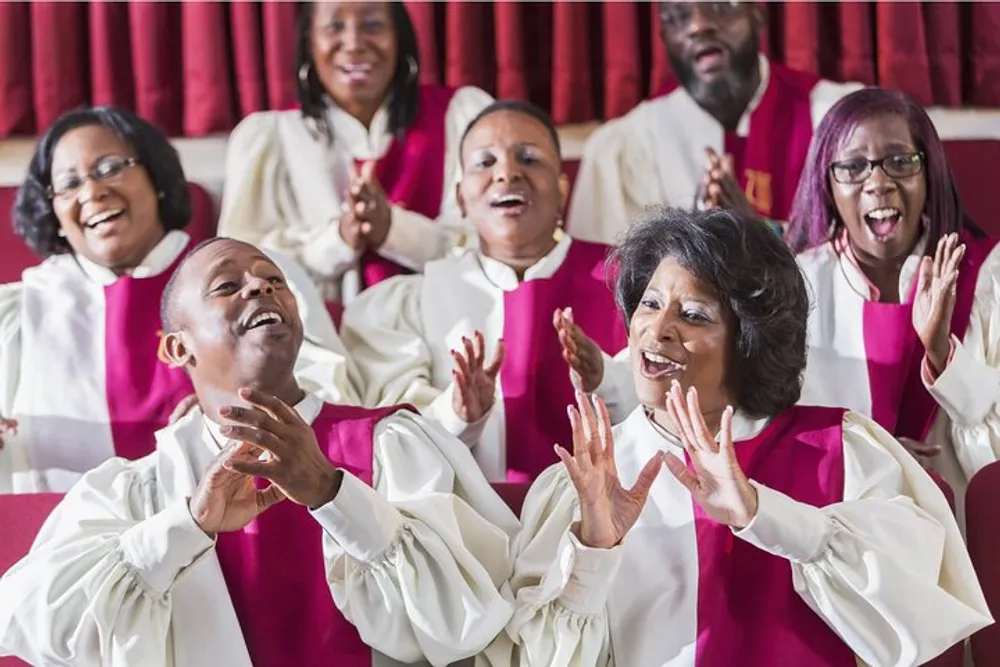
660, 2, 762, 131
162, 239, 305, 425
829, 113, 927, 303
310, 1, 398, 129
457, 109, 570, 280
49, 124, 164, 274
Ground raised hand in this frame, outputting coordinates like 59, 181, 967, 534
219, 388, 342, 509
451, 331, 505, 424
696, 148, 758, 219
0, 416, 17, 450
351, 160, 392, 249
554, 391, 665, 549
662, 381, 757, 528
553, 307, 605, 393
913, 233, 965, 373
188, 440, 287, 536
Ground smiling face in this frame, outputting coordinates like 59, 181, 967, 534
628, 257, 732, 420
660, 2, 760, 109
310, 1, 397, 120
49, 124, 164, 273
457, 108, 568, 264
830, 113, 927, 265
166, 239, 303, 399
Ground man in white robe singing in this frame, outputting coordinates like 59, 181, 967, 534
0, 237, 519, 667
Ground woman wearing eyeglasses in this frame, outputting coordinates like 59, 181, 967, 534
0, 106, 360, 494
787, 87, 1000, 514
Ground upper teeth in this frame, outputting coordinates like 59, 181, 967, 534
343, 63, 371, 72
867, 207, 900, 220
493, 194, 525, 205
85, 209, 123, 226
643, 351, 682, 368
248, 311, 282, 328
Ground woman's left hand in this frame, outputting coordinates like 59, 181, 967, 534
662, 381, 758, 529
912, 233, 965, 373
349, 160, 392, 249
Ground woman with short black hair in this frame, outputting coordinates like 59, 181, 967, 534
0, 106, 359, 493
219, 1, 493, 304
495, 206, 989, 667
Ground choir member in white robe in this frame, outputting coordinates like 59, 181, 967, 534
786, 87, 1000, 519
0, 107, 359, 495
568, 2, 860, 244
489, 207, 991, 667
0, 235, 519, 667
341, 100, 627, 483
218, 1, 493, 304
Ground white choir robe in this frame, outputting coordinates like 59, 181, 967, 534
0, 230, 362, 494
568, 55, 861, 244
339, 236, 631, 482
797, 238, 1000, 519
485, 407, 992, 667
218, 86, 494, 304
0, 392, 520, 667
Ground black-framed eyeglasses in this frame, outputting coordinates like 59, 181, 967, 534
829, 152, 924, 185
659, 2, 744, 30
47, 156, 140, 201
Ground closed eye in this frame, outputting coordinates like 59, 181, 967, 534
639, 298, 660, 310
211, 281, 237, 294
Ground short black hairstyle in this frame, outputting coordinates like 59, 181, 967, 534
14, 105, 191, 259
160, 236, 227, 333
611, 206, 809, 418
296, 1, 421, 141
458, 99, 562, 162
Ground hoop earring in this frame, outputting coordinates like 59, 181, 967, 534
298, 62, 312, 88
406, 55, 418, 82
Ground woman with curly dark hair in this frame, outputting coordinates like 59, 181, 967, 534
0, 106, 359, 494
494, 206, 989, 667
219, 1, 492, 304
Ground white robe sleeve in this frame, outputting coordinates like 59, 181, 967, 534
592, 350, 638, 425
922, 245, 1000, 480
501, 412, 992, 667
567, 113, 663, 246
218, 112, 357, 281
0, 282, 22, 494
308, 409, 519, 666
264, 248, 365, 405
0, 458, 216, 667
378, 86, 493, 271
339, 275, 484, 443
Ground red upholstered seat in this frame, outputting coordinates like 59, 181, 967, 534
921, 471, 963, 667
966, 461, 1000, 667
491, 481, 530, 516
0, 182, 217, 286
0, 492, 63, 667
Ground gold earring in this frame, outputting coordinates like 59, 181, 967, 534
552, 220, 566, 242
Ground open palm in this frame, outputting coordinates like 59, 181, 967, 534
912, 233, 964, 367
555, 391, 664, 549
662, 382, 757, 529
451, 331, 504, 423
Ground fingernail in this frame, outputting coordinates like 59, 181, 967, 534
218, 407, 232, 416
220, 425, 232, 434
238, 387, 251, 397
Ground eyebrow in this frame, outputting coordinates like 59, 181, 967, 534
52, 152, 121, 175
840, 140, 915, 157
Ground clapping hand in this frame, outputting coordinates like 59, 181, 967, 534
553, 307, 605, 393
451, 331, 505, 424
696, 148, 757, 219
662, 381, 758, 529
912, 233, 965, 374
898, 436, 942, 471
218, 388, 342, 510
555, 391, 665, 549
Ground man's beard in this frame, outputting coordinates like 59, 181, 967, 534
669, 32, 760, 112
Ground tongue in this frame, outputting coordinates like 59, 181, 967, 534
871, 217, 897, 236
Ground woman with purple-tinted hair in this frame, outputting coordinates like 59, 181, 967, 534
788, 87, 1000, 514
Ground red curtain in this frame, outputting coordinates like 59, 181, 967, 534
2, 1, 1000, 138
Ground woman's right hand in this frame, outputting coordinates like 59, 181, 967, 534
553, 308, 605, 392
555, 392, 665, 549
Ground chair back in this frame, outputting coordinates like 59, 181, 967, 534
966, 461, 1000, 666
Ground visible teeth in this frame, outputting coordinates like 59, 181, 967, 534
643, 351, 681, 368
343, 63, 371, 72
247, 311, 283, 328
493, 194, 526, 206
85, 209, 123, 226
866, 207, 900, 220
